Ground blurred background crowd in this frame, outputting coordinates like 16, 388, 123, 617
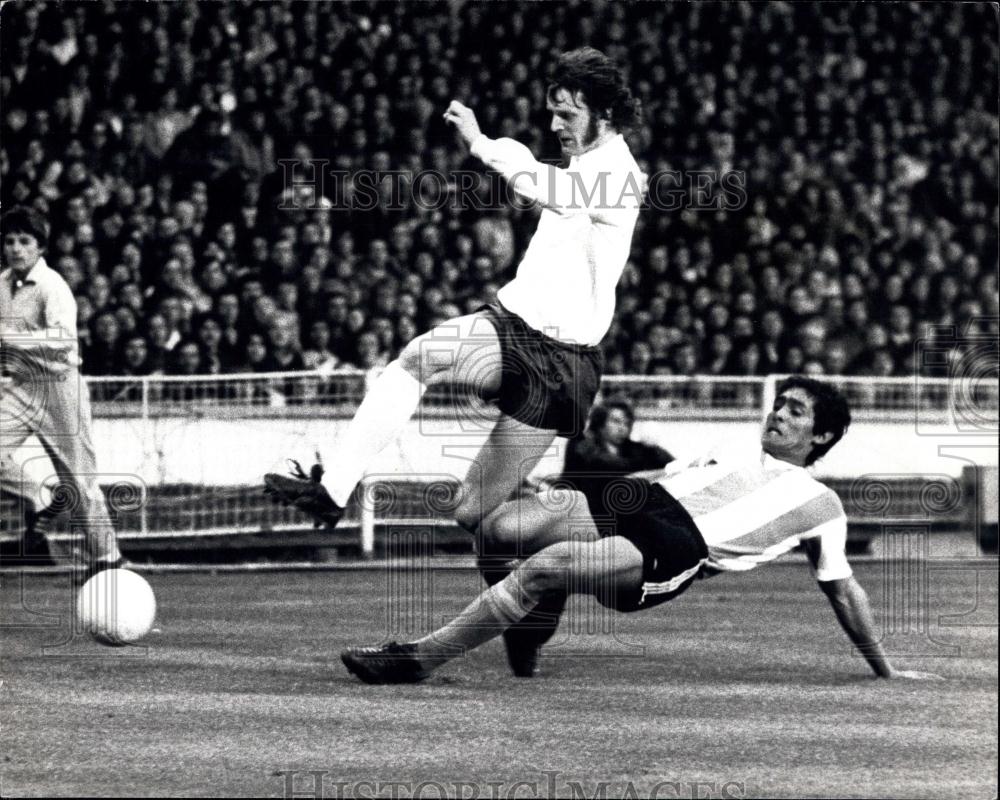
2, 0, 997, 379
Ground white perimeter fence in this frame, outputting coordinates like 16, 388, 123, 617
2, 372, 997, 556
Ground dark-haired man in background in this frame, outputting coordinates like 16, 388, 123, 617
342, 377, 942, 684
564, 399, 674, 481
0, 206, 125, 574
266, 48, 647, 672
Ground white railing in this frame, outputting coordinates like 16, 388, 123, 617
2, 373, 997, 557
83, 371, 999, 423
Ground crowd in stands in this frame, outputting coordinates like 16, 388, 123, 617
2, 1, 997, 380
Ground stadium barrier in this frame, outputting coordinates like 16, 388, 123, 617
79, 370, 995, 423
1, 373, 997, 558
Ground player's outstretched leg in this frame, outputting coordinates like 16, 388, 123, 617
477, 487, 596, 676
476, 545, 566, 678
265, 313, 502, 529
341, 537, 641, 684
320, 314, 501, 507
455, 415, 563, 676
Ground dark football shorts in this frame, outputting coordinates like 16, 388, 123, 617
477, 302, 603, 437
589, 478, 709, 613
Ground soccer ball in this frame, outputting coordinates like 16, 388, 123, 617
76, 568, 157, 646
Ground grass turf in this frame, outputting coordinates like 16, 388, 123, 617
1, 561, 996, 798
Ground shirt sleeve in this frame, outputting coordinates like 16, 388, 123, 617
807, 515, 854, 582
43, 276, 79, 342
470, 134, 640, 222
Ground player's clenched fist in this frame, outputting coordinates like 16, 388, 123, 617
443, 100, 482, 147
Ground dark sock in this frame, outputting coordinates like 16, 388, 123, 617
476, 554, 514, 587
23, 507, 55, 559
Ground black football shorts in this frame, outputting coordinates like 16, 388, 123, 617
477, 302, 603, 437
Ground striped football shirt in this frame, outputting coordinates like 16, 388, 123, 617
657, 452, 852, 582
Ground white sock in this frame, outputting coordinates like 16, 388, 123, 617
415, 570, 541, 667
321, 360, 427, 506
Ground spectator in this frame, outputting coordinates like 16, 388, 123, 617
563, 399, 674, 489
799, 321, 828, 367
121, 335, 152, 377
887, 305, 915, 365
144, 312, 175, 374
215, 292, 242, 360
785, 346, 806, 374
144, 86, 192, 160
704, 332, 733, 376
114, 305, 138, 339
241, 332, 270, 373
671, 340, 699, 376
162, 109, 239, 188
85, 310, 122, 375
629, 341, 653, 375
264, 324, 305, 372
229, 105, 276, 179
1, 2, 994, 379
733, 342, 762, 376
759, 310, 785, 374
194, 313, 228, 374
354, 331, 389, 371
170, 339, 202, 376
302, 320, 340, 372
825, 343, 851, 376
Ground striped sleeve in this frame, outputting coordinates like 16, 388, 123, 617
805, 491, 852, 582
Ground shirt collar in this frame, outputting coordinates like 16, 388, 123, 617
760, 450, 801, 472
11, 257, 47, 286
571, 133, 626, 167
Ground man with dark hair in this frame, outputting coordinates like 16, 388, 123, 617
564, 399, 674, 479
341, 377, 941, 684
265, 49, 647, 672
0, 206, 125, 574
771, 375, 852, 465
545, 46, 643, 134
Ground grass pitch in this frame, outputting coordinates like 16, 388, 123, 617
1, 561, 996, 798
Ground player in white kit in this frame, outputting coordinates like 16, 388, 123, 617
341, 377, 943, 683
0, 206, 124, 576
265, 48, 647, 672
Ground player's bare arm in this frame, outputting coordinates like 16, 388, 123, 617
804, 539, 943, 680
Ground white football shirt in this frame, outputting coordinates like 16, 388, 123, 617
470, 133, 645, 346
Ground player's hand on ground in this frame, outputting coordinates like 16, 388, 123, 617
443, 100, 481, 147
889, 668, 945, 681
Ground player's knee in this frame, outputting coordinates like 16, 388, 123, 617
454, 489, 483, 536
398, 335, 451, 383
396, 340, 425, 378
478, 504, 517, 549
521, 544, 572, 597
